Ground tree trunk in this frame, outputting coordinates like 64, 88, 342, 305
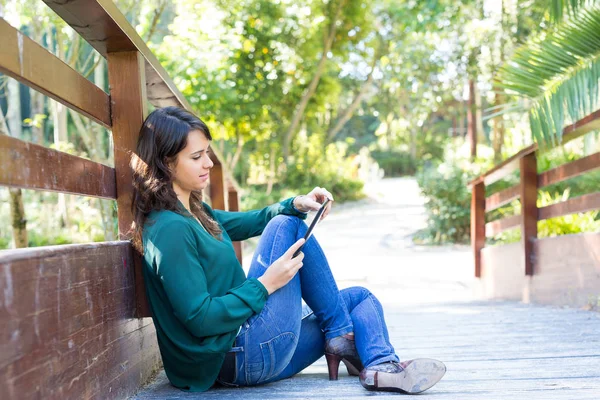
326, 63, 376, 142
228, 134, 245, 173
492, 94, 506, 163
282, 0, 346, 161
467, 79, 477, 160
265, 146, 277, 196
409, 129, 417, 159
3, 81, 28, 248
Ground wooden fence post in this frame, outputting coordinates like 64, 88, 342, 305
107, 50, 150, 317
228, 185, 243, 264
471, 181, 486, 277
209, 162, 226, 210
520, 152, 538, 275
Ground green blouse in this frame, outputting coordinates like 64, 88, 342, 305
142, 197, 307, 392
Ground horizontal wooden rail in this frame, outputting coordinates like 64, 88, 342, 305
41, 0, 233, 169
538, 192, 600, 221
486, 185, 520, 211
486, 214, 521, 237
0, 241, 160, 399
0, 18, 111, 128
470, 110, 600, 188
470, 145, 536, 187
0, 135, 117, 198
538, 152, 600, 188
42, 0, 189, 114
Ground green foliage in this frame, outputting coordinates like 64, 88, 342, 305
495, 4, 600, 146
284, 135, 366, 202
414, 164, 473, 244
371, 150, 417, 177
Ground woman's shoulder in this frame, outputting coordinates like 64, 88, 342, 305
145, 209, 191, 232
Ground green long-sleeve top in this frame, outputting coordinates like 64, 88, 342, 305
142, 197, 307, 392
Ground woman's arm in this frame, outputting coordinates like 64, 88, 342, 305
150, 220, 268, 337
210, 197, 307, 241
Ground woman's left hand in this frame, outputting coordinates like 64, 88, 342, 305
293, 187, 334, 220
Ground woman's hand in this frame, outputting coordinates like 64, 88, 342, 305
293, 186, 334, 220
257, 238, 305, 295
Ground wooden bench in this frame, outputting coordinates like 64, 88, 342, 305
468, 110, 600, 307
0, 1, 241, 398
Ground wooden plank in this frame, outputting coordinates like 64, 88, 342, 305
469, 109, 600, 188
468, 145, 536, 187
0, 18, 111, 128
562, 109, 600, 143
42, 0, 191, 111
209, 163, 226, 211
107, 50, 150, 318
0, 242, 161, 400
41, 0, 231, 172
0, 135, 116, 198
485, 184, 520, 212
538, 152, 600, 188
485, 214, 521, 237
538, 192, 600, 221
228, 187, 243, 263
471, 182, 485, 277
520, 152, 538, 276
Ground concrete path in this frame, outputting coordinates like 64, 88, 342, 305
133, 178, 600, 399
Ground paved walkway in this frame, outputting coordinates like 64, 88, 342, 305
134, 178, 600, 399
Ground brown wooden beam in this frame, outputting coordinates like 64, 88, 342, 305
485, 214, 521, 237
470, 109, 600, 188
42, 0, 191, 111
562, 109, 600, 143
538, 192, 600, 221
538, 152, 600, 188
520, 152, 538, 276
485, 184, 520, 212
471, 182, 486, 277
107, 50, 149, 317
0, 241, 160, 400
0, 18, 111, 128
469, 145, 536, 188
228, 187, 243, 264
210, 163, 227, 211
0, 135, 116, 198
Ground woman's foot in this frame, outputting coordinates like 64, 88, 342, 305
359, 359, 446, 394
324, 333, 364, 380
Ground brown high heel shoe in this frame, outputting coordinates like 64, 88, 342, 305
324, 333, 364, 380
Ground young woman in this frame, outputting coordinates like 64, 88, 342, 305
130, 106, 446, 394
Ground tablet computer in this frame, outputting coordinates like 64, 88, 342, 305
293, 198, 330, 258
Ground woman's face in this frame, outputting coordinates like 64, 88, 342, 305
170, 129, 214, 193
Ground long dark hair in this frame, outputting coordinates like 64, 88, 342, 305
130, 106, 222, 254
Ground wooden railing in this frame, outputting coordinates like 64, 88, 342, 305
469, 111, 600, 278
0, 1, 241, 398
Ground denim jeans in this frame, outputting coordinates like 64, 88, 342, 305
226, 215, 399, 386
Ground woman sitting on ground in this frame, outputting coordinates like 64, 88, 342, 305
130, 106, 446, 393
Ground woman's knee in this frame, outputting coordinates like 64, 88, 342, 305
265, 214, 302, 232
340, 286, 372, 309
341, 286, 371, 299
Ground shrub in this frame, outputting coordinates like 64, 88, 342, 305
414, 164, 472, 244
370, 150, 417, 177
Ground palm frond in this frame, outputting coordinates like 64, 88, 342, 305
495, 4, 600, 146
550, 0, 598, 22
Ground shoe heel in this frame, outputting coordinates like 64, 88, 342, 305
325, 353, 342, 381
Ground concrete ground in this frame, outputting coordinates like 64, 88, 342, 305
133, 177, 600, 399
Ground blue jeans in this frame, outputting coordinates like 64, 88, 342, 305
227, 215, 399, 386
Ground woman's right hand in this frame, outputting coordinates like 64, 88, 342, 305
257, 238, 305, 295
